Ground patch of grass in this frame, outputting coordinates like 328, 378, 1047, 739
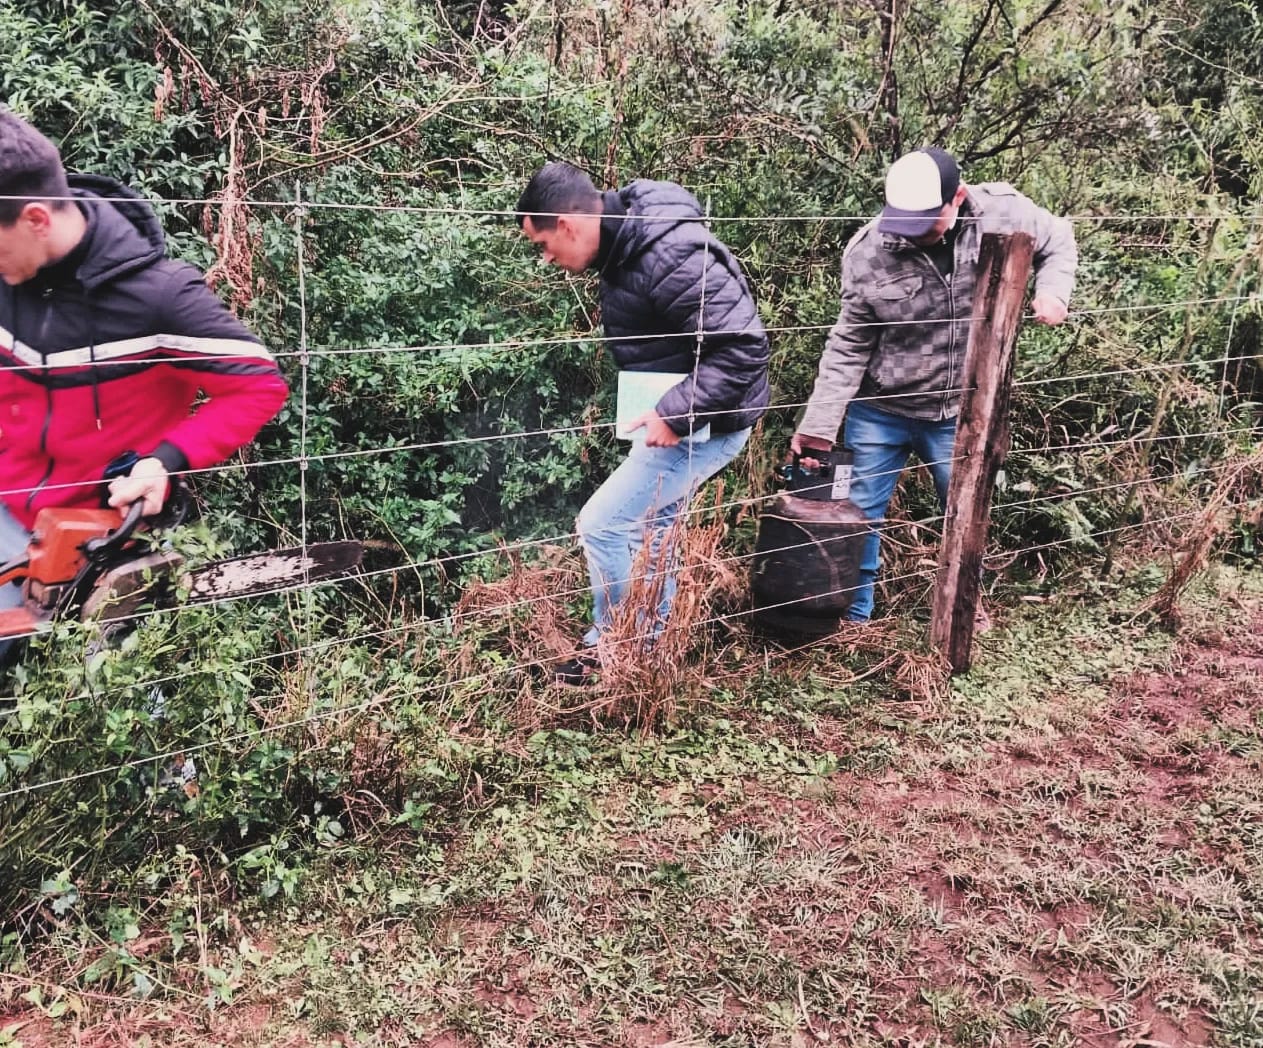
4, 563, 1263, 1046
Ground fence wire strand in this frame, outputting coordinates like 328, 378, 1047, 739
6, 449, 1254, 710
4, 494, 1260, 804
0, 346, 1255, 507
3, 187, 1261, 809
4, 192, 1262, 226
1, 409, 1256, 648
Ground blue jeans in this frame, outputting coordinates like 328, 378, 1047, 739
577, 428, 752, 646
844, 401, 956, 621
0, 505, 31, 662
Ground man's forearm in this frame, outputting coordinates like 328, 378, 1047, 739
797, 321, 872, 442
1029, 204, 1078, 307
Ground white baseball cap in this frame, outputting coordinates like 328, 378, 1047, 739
878, 148, 961, 239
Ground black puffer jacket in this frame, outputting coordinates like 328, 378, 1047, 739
595, 181, 770, 435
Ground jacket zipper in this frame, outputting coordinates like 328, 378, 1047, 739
916, 248, 955, 421
27, 289, 56, 511
945, 262, 956, 421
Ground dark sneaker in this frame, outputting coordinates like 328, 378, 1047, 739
554, 654, 600, 686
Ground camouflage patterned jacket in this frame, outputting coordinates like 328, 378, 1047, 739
797, 182, 1077, 438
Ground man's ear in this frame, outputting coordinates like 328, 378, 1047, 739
952, 184, 968, 206
19, 202, 53, 236
554, 214, 575, 239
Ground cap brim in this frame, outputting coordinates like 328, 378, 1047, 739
877, 205, 941, 239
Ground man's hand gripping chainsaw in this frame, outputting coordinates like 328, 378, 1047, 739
0, 463, 363, 643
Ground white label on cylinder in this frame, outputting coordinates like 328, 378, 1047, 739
831, 464, 852, 500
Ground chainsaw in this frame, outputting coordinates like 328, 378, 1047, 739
0, 500, 363, 642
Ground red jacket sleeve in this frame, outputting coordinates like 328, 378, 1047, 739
148, 264, 289, 472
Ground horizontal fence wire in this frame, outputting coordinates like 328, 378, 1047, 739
1, 295, 1252, 378
0, 347, 1255, 506
4, 494, 1259, 804
182, 438, 1261, 600
4, 192, 1262, 226
0, 450, 965, 641
6, 448, 1253, 708
1, 415, 1254, 644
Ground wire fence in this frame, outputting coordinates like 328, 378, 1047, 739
0, 348, 1254, 505
0, 194, 1260, 804
5, 191, 1263, 226
2, 493, 1259, 805
3, 295, 1251, 377
0, 414, 1251, 645
8, 446, 1245, 706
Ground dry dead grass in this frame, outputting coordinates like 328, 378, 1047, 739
452, 486, 755, 730
1140, 445, 1263, 625
449, 482, 930, 731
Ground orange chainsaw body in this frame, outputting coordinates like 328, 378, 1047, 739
0, 507, 126, 638
0, 500, 363, 646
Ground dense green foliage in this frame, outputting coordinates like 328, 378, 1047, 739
0, 0, 1260, 957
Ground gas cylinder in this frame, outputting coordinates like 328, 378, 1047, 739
751, 450, 869, 638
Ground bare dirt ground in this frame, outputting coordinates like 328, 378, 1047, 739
3, 598, 1261, 1047
697, 611, 1262, 1046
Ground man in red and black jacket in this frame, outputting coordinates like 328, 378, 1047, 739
0, 109, 288, 622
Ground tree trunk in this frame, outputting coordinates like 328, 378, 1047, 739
877, 0, 903, 156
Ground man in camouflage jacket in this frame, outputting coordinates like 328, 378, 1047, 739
791, 147, 1077, 622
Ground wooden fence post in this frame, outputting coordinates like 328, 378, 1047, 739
930, 231, 1034, 673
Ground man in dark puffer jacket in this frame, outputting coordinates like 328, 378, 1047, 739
517, 162, 769, 684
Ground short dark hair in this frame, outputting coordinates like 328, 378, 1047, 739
515, 162, 602, 230
0, 110, 71, 227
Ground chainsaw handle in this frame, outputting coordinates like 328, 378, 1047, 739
83, 500, 146, 559
0, 554, 30, 589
